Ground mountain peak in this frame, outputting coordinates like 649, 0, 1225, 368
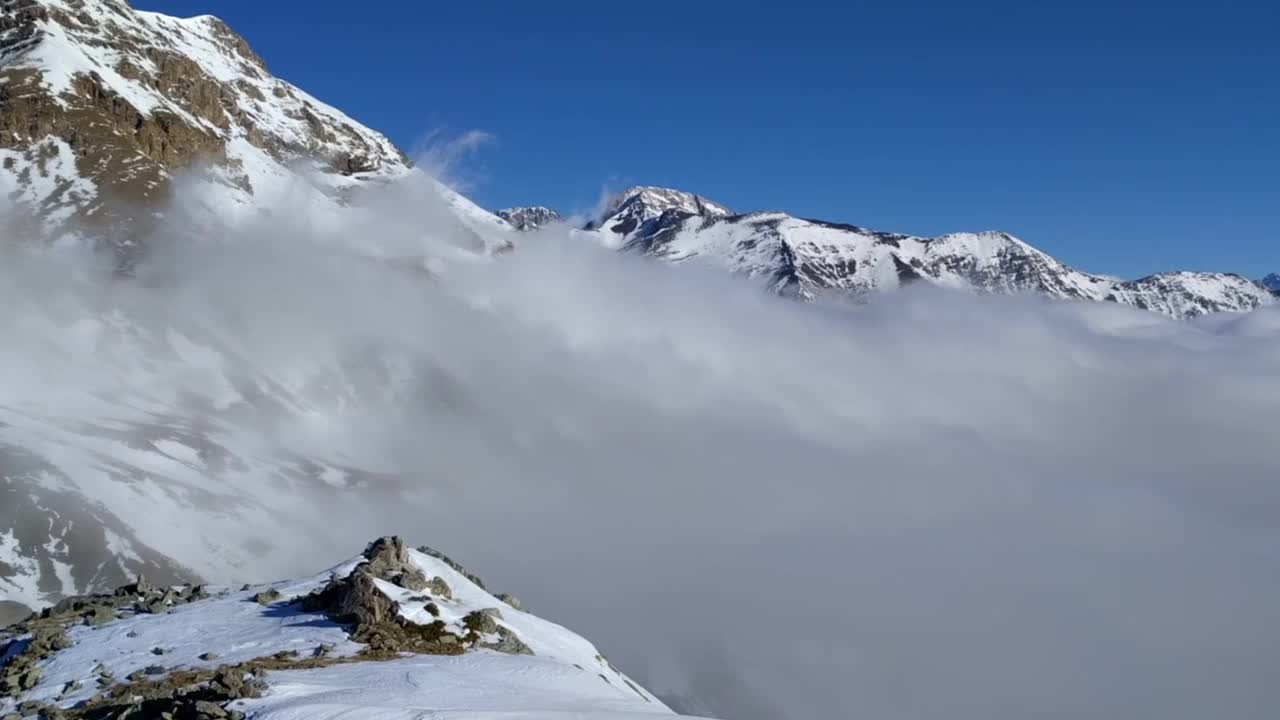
585, 185, 731, 246
495, 206, 561, 231
1261, 273, 1280, 293
605, 185, 732, 218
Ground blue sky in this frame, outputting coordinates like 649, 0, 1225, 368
134, 1, 1277, 278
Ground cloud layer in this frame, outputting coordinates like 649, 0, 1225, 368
2, 177, 1278, 720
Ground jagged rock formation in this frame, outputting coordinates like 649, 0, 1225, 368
495, 205, 560, 231
579, 186, 1274, 318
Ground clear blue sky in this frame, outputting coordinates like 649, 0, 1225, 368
134, 0, 1277, 278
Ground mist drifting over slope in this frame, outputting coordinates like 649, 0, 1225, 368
2, 172, 1279, 720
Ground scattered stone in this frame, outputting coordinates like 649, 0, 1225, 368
425, 602, 440, 617
240, 584, 252, 592
58, 679, 81, 698
83, 605, 117, 627
199, 651, 220, 661
312, 642, 335, 658
479, 607, 503, 620
125, 629, 139, 638
144, 664, 166, 675
151, 646, 167, 655
252, 588, 282, 605
495, 593, 522, 611
195, 700, 229, 718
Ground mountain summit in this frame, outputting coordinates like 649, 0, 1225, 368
585, 186, 731, 247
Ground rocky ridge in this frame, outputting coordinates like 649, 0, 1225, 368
1, 537, 677, 719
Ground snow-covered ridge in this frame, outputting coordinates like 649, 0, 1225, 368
572, 186, 1274, 318
1, 537, 696, 719
1262, 273, 1280, 294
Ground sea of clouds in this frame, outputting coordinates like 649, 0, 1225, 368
1, 170, 1278, 720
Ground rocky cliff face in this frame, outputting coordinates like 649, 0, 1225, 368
0, 0, 409, 252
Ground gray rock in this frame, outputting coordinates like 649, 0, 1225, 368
428, 576, 452, 600
463, 610, 498, 635
483, 625, 534, 656
251, 588, 282, 605
194, 700, 229, 718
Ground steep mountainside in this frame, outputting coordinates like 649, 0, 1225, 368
495, 206, 561, 231
1262, 273, 1280, 294
578, 187, 1273, 318
0, 0, 510, 254
1, 537, 695, 719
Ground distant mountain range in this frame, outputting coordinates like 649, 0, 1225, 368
500, 188, 1276, 319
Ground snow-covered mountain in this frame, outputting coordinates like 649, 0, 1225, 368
1262, 273, 1280, 295
496, 206, 561, 231
577, 187, 1274, 318
1, 536, 699, 719
0, 0, 510, 254
585, 186, 731, 248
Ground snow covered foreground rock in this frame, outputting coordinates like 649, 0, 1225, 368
0, 537, 693, 720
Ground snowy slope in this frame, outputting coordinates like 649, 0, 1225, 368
1262, 273, 1280, 294
576, 188, 1274, 318
1, 538, 695, 719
